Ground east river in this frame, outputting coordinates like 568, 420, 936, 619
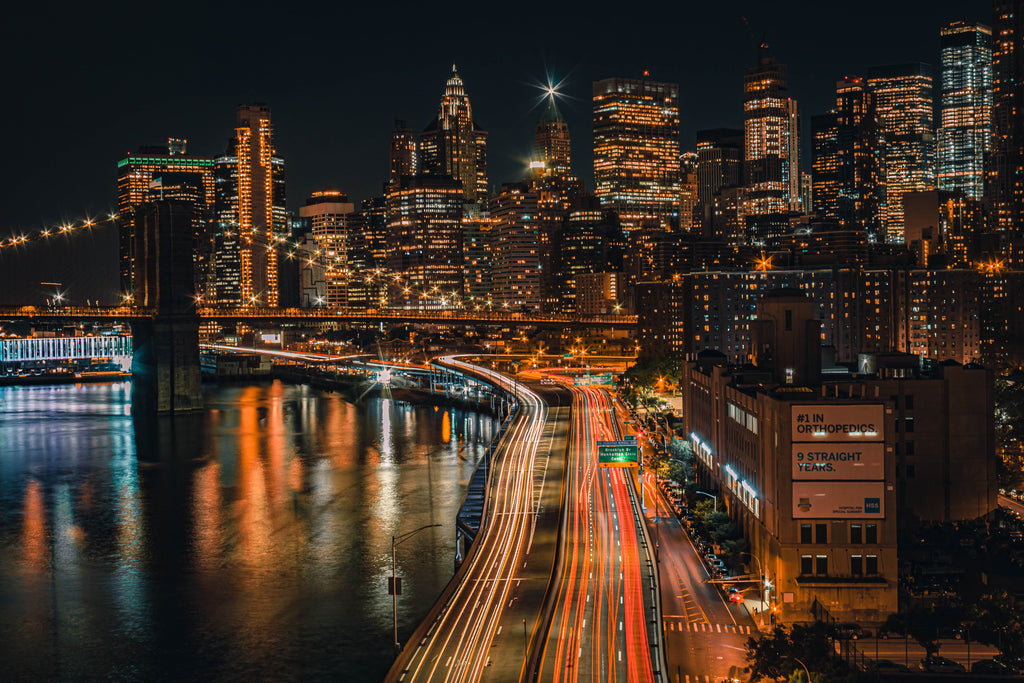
0, 380, 499, 681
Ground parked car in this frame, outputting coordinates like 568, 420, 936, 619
994, 655, 1024, 673
920, 656, 965, 673
972, 658, 1014, 675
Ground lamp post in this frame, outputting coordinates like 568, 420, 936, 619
391, 523, 442, 651
695, 490, 717, 512
741, 552, 767, 624
793, 656, 813, 683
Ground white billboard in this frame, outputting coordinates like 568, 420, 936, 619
791, 404, 884, 442
792, 482, 885, 519
792, 443, 885, 481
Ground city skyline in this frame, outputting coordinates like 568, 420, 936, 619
0, 1, 992, 303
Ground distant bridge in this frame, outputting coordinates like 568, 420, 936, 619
0, 305, 637, 329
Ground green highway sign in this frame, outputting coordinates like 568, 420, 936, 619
598, 440, 639, 468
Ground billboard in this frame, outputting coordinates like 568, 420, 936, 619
792, 443, 885, 481
598, 440, 639, 467
792, 482, 885, 518
791, 404, 884, 442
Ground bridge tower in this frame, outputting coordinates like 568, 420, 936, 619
130, 200, 203, 413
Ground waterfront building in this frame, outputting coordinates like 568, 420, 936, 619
868, 64, 935, 244
299, 190, 355, 307
116, 139, 214, 298
212, 105, 287, 307
592, 75, 681, 232
419, 66, 488, 203
937, 22, 993, 201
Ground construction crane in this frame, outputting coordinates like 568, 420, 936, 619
741, 15, 769, 63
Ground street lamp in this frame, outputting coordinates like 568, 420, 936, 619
741, 551, 767, 624
391, 523, 442, 651
792, 656, 813, 682
695, 490, 717, 512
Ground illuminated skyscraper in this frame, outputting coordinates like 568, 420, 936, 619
116, 139, 214, 298
419, 66, 488, 203
214, 105, 287, 306
989, 2, 1024, 237
744, 52, 793, 217
299, 190, 355, 307
811, 77, 884, 235
533, 100, 572, 178
386, 175, 464, 309
592, 76, 681, 232
490, 183, 541, 311
868, 64, 935, 243
696, 128, 743, 233
937, 22, 993, 200
389, 120, 417, 187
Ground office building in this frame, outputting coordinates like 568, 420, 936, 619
299, 190, 355, 307
213, 105, 287, 307
937, 22, 993, 201
903, 190, 986, 267
386, 175, 464, 309
593, 76, 681, 232
989, 2, 1024, 238
679, 291, 996, 625
680, 152, 699, 232
388, 120, 417, 187
744, 52, 795, 220
463, 207, 493, 307
419, 66, 488, 203
811, 77, 884, 236
347, 197, 389, 308
868, 64, 935, 244
533, 99, 572, 178
116, 139, 214, 298
696, 128, 743, 234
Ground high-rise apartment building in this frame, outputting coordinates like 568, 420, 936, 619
938, 22, 993, 201
299, 190, 355, 307
868, 64, 935, 244
593, 76, 681, 232
386, 175, 464, 309
989, 2, 1024, 238
419, 66, 488, 204
213, 105, 287, 306
811, 77, 884, 236
744, 53, 795, 219
116, 139, 214, 298
490, 183, 542, 311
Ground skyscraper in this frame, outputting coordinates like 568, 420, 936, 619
116, 140, 214, 298
386, 175, 464, 309
592, 76, 681, 232
215, 104, 287, 306
868, 64, 935, 243
419, 66, 488, 204
811, 77, 884, 234
533, 100, 572, 178
938, 22, 993, 201
389, 120, 417, 187
744, 52, 793, 217
490, 183, 541, 311
299, 190, 355, 307
696, 128, 743, 234
989, 1, 1024, 238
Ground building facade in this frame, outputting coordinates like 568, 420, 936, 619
419, 66, 488, 204
989, 1, 1024, 239
490, 183, 542, 311
299, 190, 355, 307
593, 76, 681, 232
937, 22, 993, 201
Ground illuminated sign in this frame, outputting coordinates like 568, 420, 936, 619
792, 482, 885, 519
791, 404, 884, 442
598, 440, 639, 468
792, 443, 885, 481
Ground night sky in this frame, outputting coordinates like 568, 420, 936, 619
0, 0, 991, 305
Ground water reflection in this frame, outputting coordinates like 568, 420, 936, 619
0, 380, 497, 680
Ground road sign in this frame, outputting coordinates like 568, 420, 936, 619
597, 440, 639, 467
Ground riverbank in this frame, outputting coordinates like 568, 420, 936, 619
0, 371, 130, 386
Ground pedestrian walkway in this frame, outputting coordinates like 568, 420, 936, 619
663, 620, 753, 635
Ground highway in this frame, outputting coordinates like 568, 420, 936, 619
537, 385, 660, 683
387, 358, 569, 683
